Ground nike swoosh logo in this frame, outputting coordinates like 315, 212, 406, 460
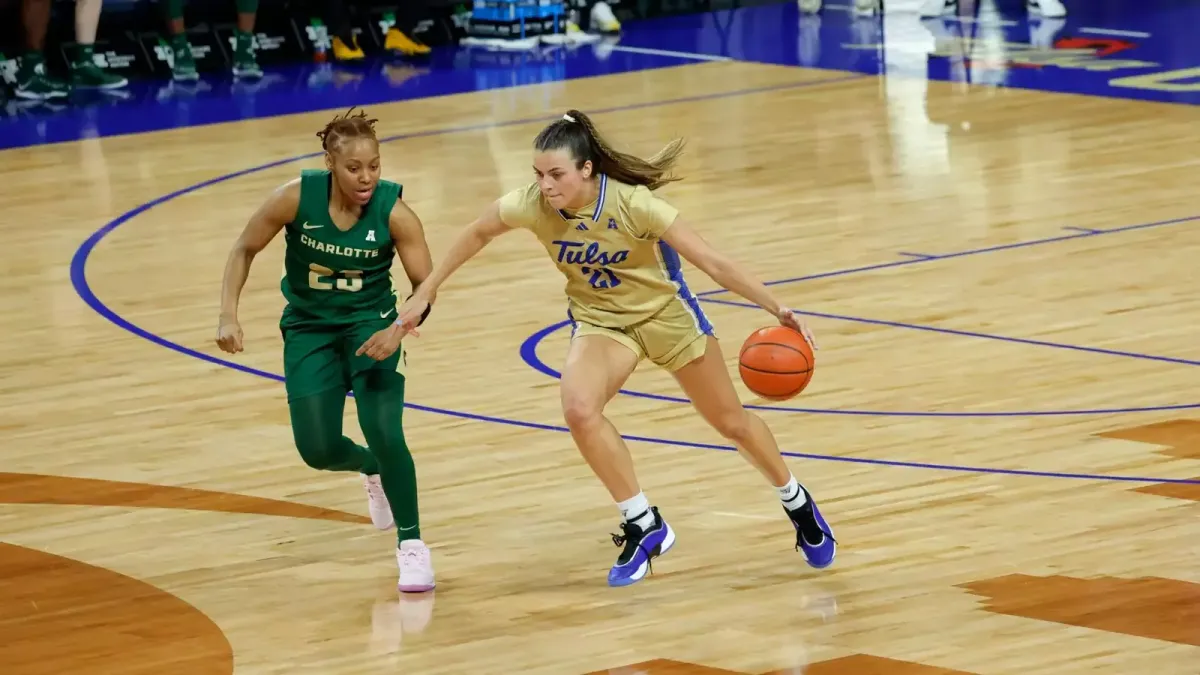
302, 223, 322, 230
380, 308, 395, 319
398, 525, 418, 531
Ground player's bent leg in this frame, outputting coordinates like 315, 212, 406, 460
287, 391, 393, 529
561, 333, 642, 502
562, 331, 675, 587
354, 369, 434, 593
284, 325, 392, 530
670, 335, 836, 569
288, 388, 382, 474
670, 335, 790, 484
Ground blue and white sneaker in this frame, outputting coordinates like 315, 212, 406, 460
786, 489, 837, 569
607, 506, 675, 587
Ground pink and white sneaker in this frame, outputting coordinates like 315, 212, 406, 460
362, 474, 394, 530
397, 540, 436, 593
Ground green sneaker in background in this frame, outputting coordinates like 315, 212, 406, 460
232, 30, 263, 79
14, 52, 69, 100
70, 45, 128, 89
169, 35, 199, 82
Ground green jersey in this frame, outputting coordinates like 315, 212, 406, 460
280, 169, 403, 327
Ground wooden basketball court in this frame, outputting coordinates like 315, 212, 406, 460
2, 59, 1197, 674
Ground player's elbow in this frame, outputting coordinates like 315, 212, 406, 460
469, 226, 493, 247
472, 201, 514, 242
471, 217, 507, 244
232, 236, 265, 261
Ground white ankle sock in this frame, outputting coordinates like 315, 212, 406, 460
778, 475, 807, 510
618, 492, 655, 530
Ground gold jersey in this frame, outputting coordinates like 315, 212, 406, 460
497, 175, 713, 332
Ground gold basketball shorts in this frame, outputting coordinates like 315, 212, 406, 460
569, 296, 716, 372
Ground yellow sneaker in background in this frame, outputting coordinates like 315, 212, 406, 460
386, 28, 432, 56
332, 35, 365, 62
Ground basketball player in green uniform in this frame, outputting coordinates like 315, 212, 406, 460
215, 108, 435, 592
383, 109, 835, 588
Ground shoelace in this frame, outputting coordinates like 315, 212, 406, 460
610, 522, 657, 576
366, 478, 387, 500
788, 503, 836, 551
797, 529, 837, 551
399, 547, 427, 568
795, 518, 837, 552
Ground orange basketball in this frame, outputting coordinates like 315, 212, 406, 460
738, 326, 815, 401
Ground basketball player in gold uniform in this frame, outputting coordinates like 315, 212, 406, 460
365, 110, 837, 587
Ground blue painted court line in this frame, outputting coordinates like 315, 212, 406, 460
701, 299, 1200, 369
696, 216, 1200, 298
69, 85, 1200, 486
516, 214, 1200, 417
896, 252, 938, 260
1062, 226, 1104, 234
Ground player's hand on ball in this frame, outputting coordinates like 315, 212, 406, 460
357, 325, 404, 361
777, 309, 817, 350
215, 317, 244, 353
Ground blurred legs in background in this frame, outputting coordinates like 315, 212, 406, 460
920, 0, 1066, 18
14, 0, 68, 99
163, 0, 263, 82
317, 0, 432, 62
382, 1, 433, 57
799, 0, 880, 17
70, 0, 128, 89
565, 0, 621, 34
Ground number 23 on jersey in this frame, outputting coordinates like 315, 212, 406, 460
308, 263, 363, 292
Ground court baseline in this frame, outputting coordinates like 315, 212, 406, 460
68, 74, 1200, 486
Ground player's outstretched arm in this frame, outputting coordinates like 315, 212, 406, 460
659, 216, 817, 349
215, 180, 299, 354
392, 199, 514, 333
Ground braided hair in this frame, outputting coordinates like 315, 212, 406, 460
316, 106, 379, 154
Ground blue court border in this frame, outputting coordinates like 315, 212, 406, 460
68, 74, 1200, 487
518, 215, 1200, 417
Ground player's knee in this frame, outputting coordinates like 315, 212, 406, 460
364, 427, 413, 464
561, 389, 605, 432
296, 435, 340, 470
710, 408, 753, 443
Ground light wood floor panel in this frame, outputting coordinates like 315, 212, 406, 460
2, 61, 1197, 675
